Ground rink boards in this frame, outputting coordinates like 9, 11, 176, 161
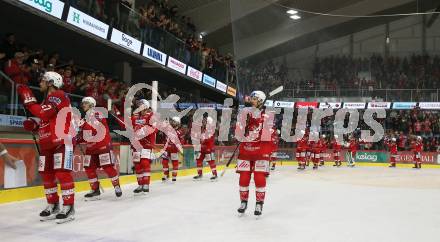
2, 161, 440, 204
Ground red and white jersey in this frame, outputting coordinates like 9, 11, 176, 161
200, 128, 215, 153
331, 139, 342, 152
78, 110, 111, 154
348, 140, 358, 153
165, 127, 186, 153
386, 142, 398, 154
26, 90, 72, 149
132, 112, 157, 149
238, 110, 275, 160
317, 139, 327, 152
411, 141, 423, 153
297, 136, 308, 151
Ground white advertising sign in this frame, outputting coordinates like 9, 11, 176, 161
142, 44, 167, 65
67, 7, 109, 39
343, 102, 366, 109
110, 28, 142, 53
19, 0, 64, 19
274, 101, 295, 108
367, 102, 391, 109
216, 81, 227, 93
167, 56, 187, 74
419, 102, 440, 110
187, 66, 202, 81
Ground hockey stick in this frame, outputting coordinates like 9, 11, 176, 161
220, 86, 284, 177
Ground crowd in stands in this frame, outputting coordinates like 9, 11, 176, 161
0, 32, 213, 117
238, 60, 288, 95
64, 0, 236, 87
238, 54, 440, 100
312, 54, 440, 90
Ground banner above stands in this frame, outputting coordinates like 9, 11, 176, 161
167, 56, 187, 74
67, 7, 109, 39
392, 102, 417, 109
216, 81, 227, 93
367, 102, 391, 109
419, 102, 440, 110
110, 28, 142, 54
343, 102, 366, 109
227, 87, 237, 97
19, 0, 64, 19
187, 66, 202, 81
274, 101, 295, 108
142, 44, 167, 65
202, 74, 216, 88
295, 102, 318, 109
318, 102, 342, 109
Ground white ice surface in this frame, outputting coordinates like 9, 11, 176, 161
1, 166, 440, 242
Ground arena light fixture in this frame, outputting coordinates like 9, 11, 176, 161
290, 15, 301, 20
287, 9, 298, 15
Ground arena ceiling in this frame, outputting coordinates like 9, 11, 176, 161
170, 0, 440, 61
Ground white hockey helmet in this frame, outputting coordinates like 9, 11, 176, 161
81, 97, 96, 107
391, 138, 396, 142
206, 116, 214, 124
334, 134, 339, 139
300, 130, 306, 135
133, 99, 150, 114
171, 116, 181, 124
42, 71, 63, 88
250, 90, 266, 103
322, 134, 326, 138
417, 136, 422, 140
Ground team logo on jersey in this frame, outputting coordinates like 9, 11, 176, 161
48, 96, 62, 105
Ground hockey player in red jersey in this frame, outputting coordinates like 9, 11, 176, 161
311, 132, 323, 170
385, 137, 398, 168
296, 130, 307, 170
236, 90, 275, 217
347, 137, 358, 167
19, 71, 75, 223
193, 116, 218, 181
331, 135, 342, 167
269, 129, 280, 172
412, 136, 423, 169
115, 99, 157, 194
161, 116, 186, 182
318, 134, 327, 167
77, 97, 122, 200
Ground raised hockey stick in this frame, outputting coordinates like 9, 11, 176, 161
220, 86, 284, 177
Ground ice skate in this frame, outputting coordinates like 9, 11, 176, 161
142, 185, 149, 193
56, 205, 75, 224
210, 175, 218, 182
84, 189, 101, 201
237, 201, 248, 216
114, 185, 122, 198
193, 174, 203, 181
133, 185, 144, 195
39, 203, 60, 222
254, 202, 264, 217
172, 177, 177, 183
161, 177, 169, 183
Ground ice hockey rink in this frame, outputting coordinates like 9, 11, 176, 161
1, 165, 440, 242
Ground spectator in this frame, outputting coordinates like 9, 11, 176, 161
4, 52, 30, 84
0, 33, 19, 59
